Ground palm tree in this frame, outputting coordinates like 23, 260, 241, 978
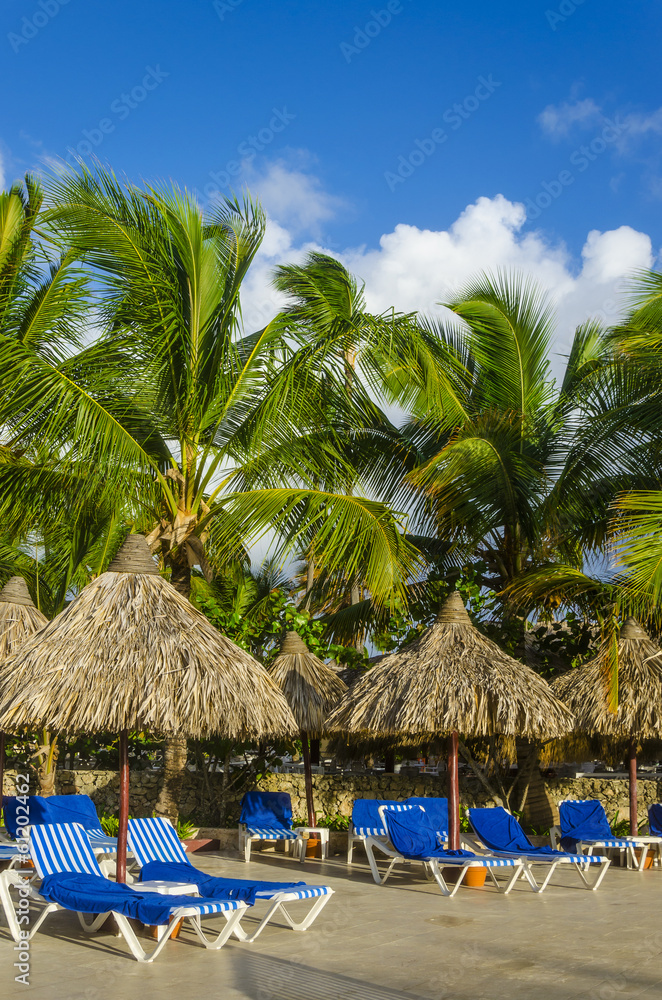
403, 273, 621, 615
0, 167, 419, 821
385, 272, 640, 819
269, 252, 423, 633
601, 269, 662, 599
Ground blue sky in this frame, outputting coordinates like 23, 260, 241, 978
2, 0, 661, 357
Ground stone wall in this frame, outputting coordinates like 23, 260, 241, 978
4, 768, 661, 828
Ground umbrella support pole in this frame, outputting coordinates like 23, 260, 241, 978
301, 731, 315, 829
628, 736, 637, 837
117, 729, 129, 883
447, 730, 460, 850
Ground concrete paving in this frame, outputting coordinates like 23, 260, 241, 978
1, 848, 661, 999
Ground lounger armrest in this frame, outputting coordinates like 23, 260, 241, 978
364, 834, 399, 860
549, 825, 561, 850
460, 832, 483, 852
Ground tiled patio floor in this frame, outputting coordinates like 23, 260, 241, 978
2, 848, 661, 999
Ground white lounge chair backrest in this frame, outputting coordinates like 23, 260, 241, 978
127, 816, 189, 867
28, 823, 103, 878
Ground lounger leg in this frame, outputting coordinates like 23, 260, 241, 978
110, 907, 245, 963
428, 860, 452, 897
187, 907, 246, 951
574, 859, 610, 890
637, 845, 649, 872
364, 841, 398, 885
244, 836, 252, 864
347, 832, 354, 865
0, 873, 61, 943
535, 862, 559, 893
501, 863, 527, 895
77, 910, 114, 933
235, 892, 333, 943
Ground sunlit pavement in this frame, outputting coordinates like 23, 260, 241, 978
2, 848, 661, 999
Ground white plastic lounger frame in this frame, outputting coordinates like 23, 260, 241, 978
551, 799, 662, 871
232, 885, 333, 942
0, 824, 247, 963
127, 816, 334, 943
363, 806, 526, 897
462, 830, 610, 893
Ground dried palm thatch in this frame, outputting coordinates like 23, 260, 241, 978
269, 630, 348, 828
551, 617, 662, 739
268, 631, 347, 736
0, 576, 49, 794
326, 591, 573, 740
0, 576, 48, 657
0, 536, 296, 740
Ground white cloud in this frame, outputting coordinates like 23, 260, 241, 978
619, 107, 662, 139
206, 153, 350, 242
538, 99, 603, 139
239, 170, 655, 378
0, 151, 5, 191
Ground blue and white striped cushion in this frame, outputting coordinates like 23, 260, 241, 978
128, 817, 189, 866
560, 853, 606, 863
356, 803, 415, 838
178, 900, 242, 915
29, 824, 103, 878
254, 885, 331, 900
580, 838, 630, 848
246, 827, 298, 839
0, 845, 24, 859
441, 857, 518, 868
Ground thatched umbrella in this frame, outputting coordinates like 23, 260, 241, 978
268, 631, 347, 827
552, 617, 662, 835
0, 577, 48, 800
326, 591, 573, 848
0, 535, 296, 880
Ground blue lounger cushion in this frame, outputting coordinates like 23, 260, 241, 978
239, 792, 297, 836
406, 797, 448, 839
469, 806, 593, 863
559, 800, 624, 852
2, 794, 116, 850
384, 806, 475, 862
38, 871, 240, 925
351, 799, 409, 837
648, 804, 662, 837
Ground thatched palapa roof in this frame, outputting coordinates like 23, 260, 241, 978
552, 617, 662, 738
326, 591, 573, 740
0, 535, 296, 739
0, 576, 48, 658
268, 631, 347, 735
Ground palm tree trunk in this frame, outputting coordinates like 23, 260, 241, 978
628, 735, 638, 836
301, 731, 315, 828
154, 735, 189, 825
155, 548, 191, 824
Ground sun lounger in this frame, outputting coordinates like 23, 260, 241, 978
347, 799, 411, 864
2, 794, 118, 855
0, 823, 248, 962
552, 799, 662, 870
467, 806, 610, 891
128, 816, 334, 942
238, 791, 304, 862
347, 796, 448, 863
364, 804, 525, 897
